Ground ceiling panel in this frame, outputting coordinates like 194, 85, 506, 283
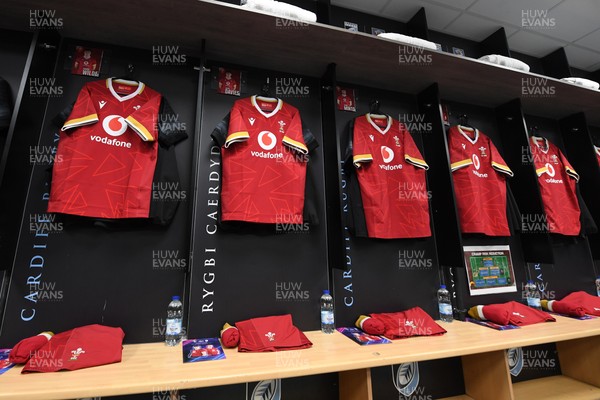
444, 13, 509, 41
574, 28, 600, 52
564, 45, 600, 71
390, 2, 462, 31
423, 0, 478, 11
540, 0, 600, 42
379, 0, 426, 22
467, 0, 563, 28
507, 30, 566, 57
330, 0, 389, 15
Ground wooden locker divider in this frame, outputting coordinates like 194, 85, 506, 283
462, 350, 514, 400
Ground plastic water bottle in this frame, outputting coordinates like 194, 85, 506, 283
595, 276, 600, 297
437, 285, 453, 322
525, 281, 541, 310
165, 296, 183, 346
320, 290, 335, 334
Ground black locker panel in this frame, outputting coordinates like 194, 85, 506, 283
187, 62, 329, 337
441, 100, 528, 309
332, 83, 441, 327
0, 38, 197, 345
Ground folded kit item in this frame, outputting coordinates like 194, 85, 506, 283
479, 54, 530, 72
355, 315, 385, 335
560, 77, 600, 90
8, 332, 54, 364
468, 301, 555, 326
377, 33, 438, 50
542, 299, 586, 317
240, 0, 317, 23
544, 291, 600, 317
220, 323, 240, 348
235, 314, 312, 352
361, 307, 446, 339
22, 324, 125, 373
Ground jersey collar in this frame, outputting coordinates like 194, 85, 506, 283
107, 78, 145, 102
531, 136, 549, 154
251, 95, 283, 118
366, 113, 392, 135
457, 125, 479, 144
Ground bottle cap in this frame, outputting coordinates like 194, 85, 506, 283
172, 295, 181, 301
323, 290, 330, 295
440, 284, 446, 289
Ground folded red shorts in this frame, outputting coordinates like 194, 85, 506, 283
369, 307, 447, 339
236, 314, 312, 352
22, 324, 125, 373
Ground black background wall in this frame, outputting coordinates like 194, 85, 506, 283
0, 37, 197, 345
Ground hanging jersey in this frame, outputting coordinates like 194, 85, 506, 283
448, 125, 513, 236
595, 145, 600, 168
351, 114, 431, 239
530, 136, 580, 236
48, 78, 162, 219
73, 56, 99, 76
212, 96, 317, 224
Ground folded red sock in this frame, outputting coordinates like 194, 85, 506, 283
9, 332, 53, 364
220, 323, 239, 348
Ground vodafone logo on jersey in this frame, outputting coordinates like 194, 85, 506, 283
545, 163, 555, 177
381, 146, 395, 163
258, 130, 277, 151
472, 154, 481, 170
102, 115, 128, 137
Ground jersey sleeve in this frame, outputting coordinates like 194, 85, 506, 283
402, 127, 429, 170
352, 120, 373, 168
211, 113, 230, 148
62, 84, 99, 131
490, 140, 513, 177
157, 97, 188, 148
282, 109, 308, 154
559, 149, 579, 182
124, 94, 161, 142
225, 102, 250, 147
301, 118, 319, 153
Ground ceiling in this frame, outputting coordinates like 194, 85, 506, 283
331, 0, 600, 72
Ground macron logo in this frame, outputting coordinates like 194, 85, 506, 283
99, 100, 107, 109
249, 117, 256, 126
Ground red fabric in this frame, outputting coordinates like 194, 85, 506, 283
352, 114, 431, 238
530, 136, 581, 236
547, 300, 586, 317
448, 126, 513, 236
221, 326, 240, 348
236, 314, 312, 352
369, 307, 446, 339
560, 291, 600, 316
22, 324, 124, 373
360, 317, 385, 335
48, 78, 161, 219
482, 301, 555, 326
9, 333, 51, 364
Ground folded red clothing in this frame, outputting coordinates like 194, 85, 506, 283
472, 301, 555, 326
236, 314, 312, 352
369, 307, 446, 339
547, 291, 600, 317
22, 324, 124, 373
9, 332, 53, 364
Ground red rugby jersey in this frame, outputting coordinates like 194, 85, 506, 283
216, 96, 314, 224
448, 125, 513, 236
352, 114, 431, 239
530, 136, 580, 236
48, 78, 161, 218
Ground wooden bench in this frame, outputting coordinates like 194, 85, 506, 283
2, 315, 600, 399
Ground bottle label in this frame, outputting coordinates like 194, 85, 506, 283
166, 318, 182, 335
439, 303, 452, 315
321, 310, 334, 325
527, 297, 541, 308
